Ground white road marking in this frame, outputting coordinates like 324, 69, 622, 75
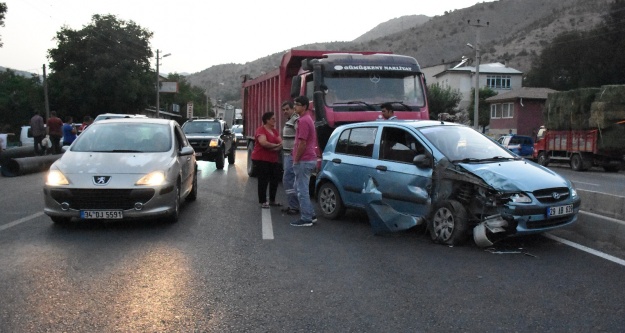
572, 181, 599, 186
0, 212, 44, 232
544, 233, 625, 267
261, 208, 274, 240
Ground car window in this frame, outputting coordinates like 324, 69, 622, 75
183, 122, 221, 134
380, 127, 425, 163
71, 123, 171, 152
335, 127, 376, 158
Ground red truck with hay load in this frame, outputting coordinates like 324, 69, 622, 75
533, 86, 625, 172
241, 49, 430, 176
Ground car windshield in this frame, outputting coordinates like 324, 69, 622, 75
183, 122, 221, 134
419, 125, 515, 162
233, 127, 242, 133
322, 73, 426, 109
71, 122, 172, 153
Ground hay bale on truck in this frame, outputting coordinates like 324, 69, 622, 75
536, 86, 624, 172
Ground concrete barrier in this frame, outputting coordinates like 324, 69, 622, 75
577, 189, 625, 221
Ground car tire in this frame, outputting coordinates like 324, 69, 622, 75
50, 216, 71, 225
317, 182, 345, 220
247, 141, 257, 177
185, 169, 198, 202
428, 200, 469, 246
166, 181, 180, 223
537, 152, 549, 166
228, 148, 235, 164
215, 150, 225, 170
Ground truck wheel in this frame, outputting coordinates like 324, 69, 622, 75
247, 142, 257, 177
570, 154, 585, 171
428, 200, 469, 246
228, 148, 235, 164
216, 150, 225, 170
317, 182, 345, 220
537, 152, 549, 166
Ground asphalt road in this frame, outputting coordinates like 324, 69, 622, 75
1, 150, 624, 332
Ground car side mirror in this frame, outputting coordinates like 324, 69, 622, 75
179, 146, 194, 156
413, 153, 432, 169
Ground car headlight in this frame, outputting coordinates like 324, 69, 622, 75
46, 170, 69, 186
510, 193, 532, 203
209, 139, 219, 147
571, 187, 578, 198
136, 171, 166, 186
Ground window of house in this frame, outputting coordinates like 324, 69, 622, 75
486, 75, 511, 89
490, 102, 514, 119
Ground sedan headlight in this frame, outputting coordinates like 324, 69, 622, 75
209, 139, 219, 147
571, 187, 578, 198
510, 193, 532, 203
136, 171, 166, 186
46, 170, 69, 186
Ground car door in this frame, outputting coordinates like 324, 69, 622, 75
324, 126, 378, 208
373, 126, 432, 215
174, 125, 194, 193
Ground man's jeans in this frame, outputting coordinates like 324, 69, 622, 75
293, 160, 316, 222
282, 154, 299, 210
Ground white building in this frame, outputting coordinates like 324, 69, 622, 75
423, 62, 523, 110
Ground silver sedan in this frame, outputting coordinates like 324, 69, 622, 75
43, 118, 197, 224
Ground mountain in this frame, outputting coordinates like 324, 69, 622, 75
185, 0, 612, 108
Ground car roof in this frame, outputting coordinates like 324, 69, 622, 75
95, 118, 174, 125
339, 119, 463, 130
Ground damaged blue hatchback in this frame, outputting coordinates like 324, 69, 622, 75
315, 120, 581, 247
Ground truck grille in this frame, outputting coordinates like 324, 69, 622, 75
49, 188, 155, 210
188, 139, 210, 150
533, 188, 570, 204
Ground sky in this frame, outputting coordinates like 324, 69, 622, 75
1, 0, 492, 75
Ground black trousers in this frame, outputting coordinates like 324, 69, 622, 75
253, 160, 281, 204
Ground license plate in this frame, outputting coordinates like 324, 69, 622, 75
547, 204, 573, 217
80, 210, 123, 219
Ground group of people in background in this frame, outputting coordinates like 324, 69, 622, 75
29, 111, 92, 155
251, 95, 318, 227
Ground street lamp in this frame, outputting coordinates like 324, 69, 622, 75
155, 49, 171, 118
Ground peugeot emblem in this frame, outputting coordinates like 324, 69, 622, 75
93, 176, 111, 185
552, 192, 561, 200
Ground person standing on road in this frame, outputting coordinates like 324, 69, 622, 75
290, 96, 318, 227
251, 111, 283, 209
381, 102, 397, 120
46, 111, 64, 154
29, 110, 46, 155
280, 100, 300, 215
62, 116, 77, 146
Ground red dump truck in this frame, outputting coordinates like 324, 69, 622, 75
241, 49, 430, 176
533, 121, 625, 172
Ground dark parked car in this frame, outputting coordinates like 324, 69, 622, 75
181, 119, 236, 169
315, 120, 580, 247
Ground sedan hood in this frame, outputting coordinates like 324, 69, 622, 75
54, 151, 173, 174
185, 134, 219, 140
458, 160, 569, 192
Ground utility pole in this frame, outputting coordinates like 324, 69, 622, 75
155, 49, 171, 118
468, 19, 488, 131
42, 64, 50, 119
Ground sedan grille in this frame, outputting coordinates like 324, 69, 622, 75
526, 215, 574, 229
533, 187, 570, 204
49, 188, 155, 210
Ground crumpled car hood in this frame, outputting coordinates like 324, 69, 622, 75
54, 151, 172, 174
458, 160, 569, 192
